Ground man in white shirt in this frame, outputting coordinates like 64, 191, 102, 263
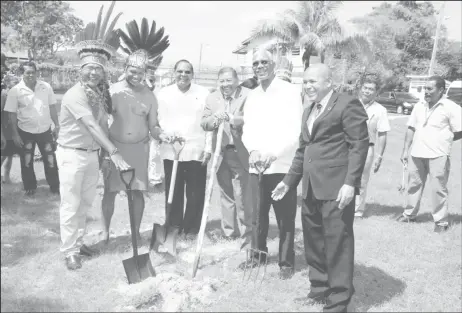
240, 49, 303, 280
154, 59, 212, 240
4, 61, 60, 196
355, 75, 391, 218
399, 76, 462, 233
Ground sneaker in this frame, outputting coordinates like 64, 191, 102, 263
434, 224, 449, 233
396, 214, 416, 223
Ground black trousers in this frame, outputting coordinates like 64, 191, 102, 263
250, 173, 297, 268
302, 188, 355, 313
163, 159, 207, 234
18, 128, 59, 191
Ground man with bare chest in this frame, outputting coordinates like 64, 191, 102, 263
101, 64, 159, 243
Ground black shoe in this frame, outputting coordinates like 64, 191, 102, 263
50, 187, 60, 195
396, 214, 416, 223
434, 224, 449, 233
279, 266, 294, 280
307, 290, 327, 303
65, 255, 82, 270
79, 244, 98, 257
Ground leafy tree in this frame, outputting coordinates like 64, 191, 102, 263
250, 1, 371, 70
1, 1, 84, 62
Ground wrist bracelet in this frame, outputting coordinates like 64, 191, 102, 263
109, 148, 118, 156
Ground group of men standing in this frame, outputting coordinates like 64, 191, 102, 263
1, 31, 461, 313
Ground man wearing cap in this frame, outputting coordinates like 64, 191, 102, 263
57, 15, 130, 270
100, 51, 160, 244
240, 49, 303, 280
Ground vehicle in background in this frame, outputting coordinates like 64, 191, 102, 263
445, 80, 462, 106
376, 91, 420, 114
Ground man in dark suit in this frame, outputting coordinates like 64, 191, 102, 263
272, 64, 369, 312
201, 67, 252, 248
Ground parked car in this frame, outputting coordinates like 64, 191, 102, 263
445, 80, 462, 106
376, 91, 420, 114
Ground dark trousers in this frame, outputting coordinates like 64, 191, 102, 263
302, 188, 355, 313
250, 173, 297, 268
18, 128, 59, 191
163, 159, 207, 234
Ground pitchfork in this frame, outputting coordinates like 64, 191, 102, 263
241, 159, 274, 284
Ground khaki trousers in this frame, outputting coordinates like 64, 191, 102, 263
404, 156, 450, 226
355, 145, 375, 215
216, 149, 252, 247
56, 146, 100, 257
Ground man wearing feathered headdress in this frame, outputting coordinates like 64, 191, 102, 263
100, 17, 169, 244
56, 1, 130, 271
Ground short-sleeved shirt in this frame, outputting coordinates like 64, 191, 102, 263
57, 83, 105, 150
407, 97, 462, 158
3, 79, 56, 134
362, 100, 391, 144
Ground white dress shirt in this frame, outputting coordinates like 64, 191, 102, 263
307, 89, 333, 134
242, 78, 303, 175
156, 83, 212, 161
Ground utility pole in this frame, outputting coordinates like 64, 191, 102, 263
428, 1, 446, 76
197, 43, 203, 84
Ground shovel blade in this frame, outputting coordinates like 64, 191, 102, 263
149, 223, 179, 257
123, 253, 156, 284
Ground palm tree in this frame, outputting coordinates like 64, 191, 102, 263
251, 1, 371, 70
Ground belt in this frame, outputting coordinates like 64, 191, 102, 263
58, 144, 99, 153
369, 143, 375, 147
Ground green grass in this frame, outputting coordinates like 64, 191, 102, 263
1, 115, 461, 312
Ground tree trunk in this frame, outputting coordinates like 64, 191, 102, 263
302, 48, 311, 71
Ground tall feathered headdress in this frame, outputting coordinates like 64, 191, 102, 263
74, 1, 123, 69
117, 18, 170, 71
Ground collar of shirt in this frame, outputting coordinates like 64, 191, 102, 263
360, 98, 375, 110
314, 89, 334, 111
16, 79, 48, 93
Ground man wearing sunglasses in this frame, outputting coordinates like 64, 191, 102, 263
240, 49, 303, 280
398, 75, 461, 233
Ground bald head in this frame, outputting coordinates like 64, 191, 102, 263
303, 64, 333, 103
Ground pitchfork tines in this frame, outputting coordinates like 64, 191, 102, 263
242, 248, 268, 284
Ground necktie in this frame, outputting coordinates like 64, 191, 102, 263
308, 102, 323, 133
223, 96, 233, 146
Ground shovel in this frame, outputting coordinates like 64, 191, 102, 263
191, 123, 225, 278
149, 138, 185, 257
121, 168, 156, 284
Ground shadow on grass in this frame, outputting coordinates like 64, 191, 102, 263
1, 291, 70, 312
367, 204, 462, 226
350, 263, 406, 312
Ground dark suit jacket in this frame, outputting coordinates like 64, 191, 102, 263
201, 86, 250, 169
283, 92, 369, 200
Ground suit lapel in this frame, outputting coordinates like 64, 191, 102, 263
311, 92, 339, 137
230, 86, 243, 113
305, 102, 315, 138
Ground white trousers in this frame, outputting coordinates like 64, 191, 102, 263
56, 146, 100, 257
355, 145, 375, 215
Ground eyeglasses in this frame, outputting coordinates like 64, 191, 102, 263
252, 60, 270, 67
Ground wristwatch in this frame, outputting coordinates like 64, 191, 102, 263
109, 147, 119, 156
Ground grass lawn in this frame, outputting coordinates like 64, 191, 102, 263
1, 115, 461, 312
